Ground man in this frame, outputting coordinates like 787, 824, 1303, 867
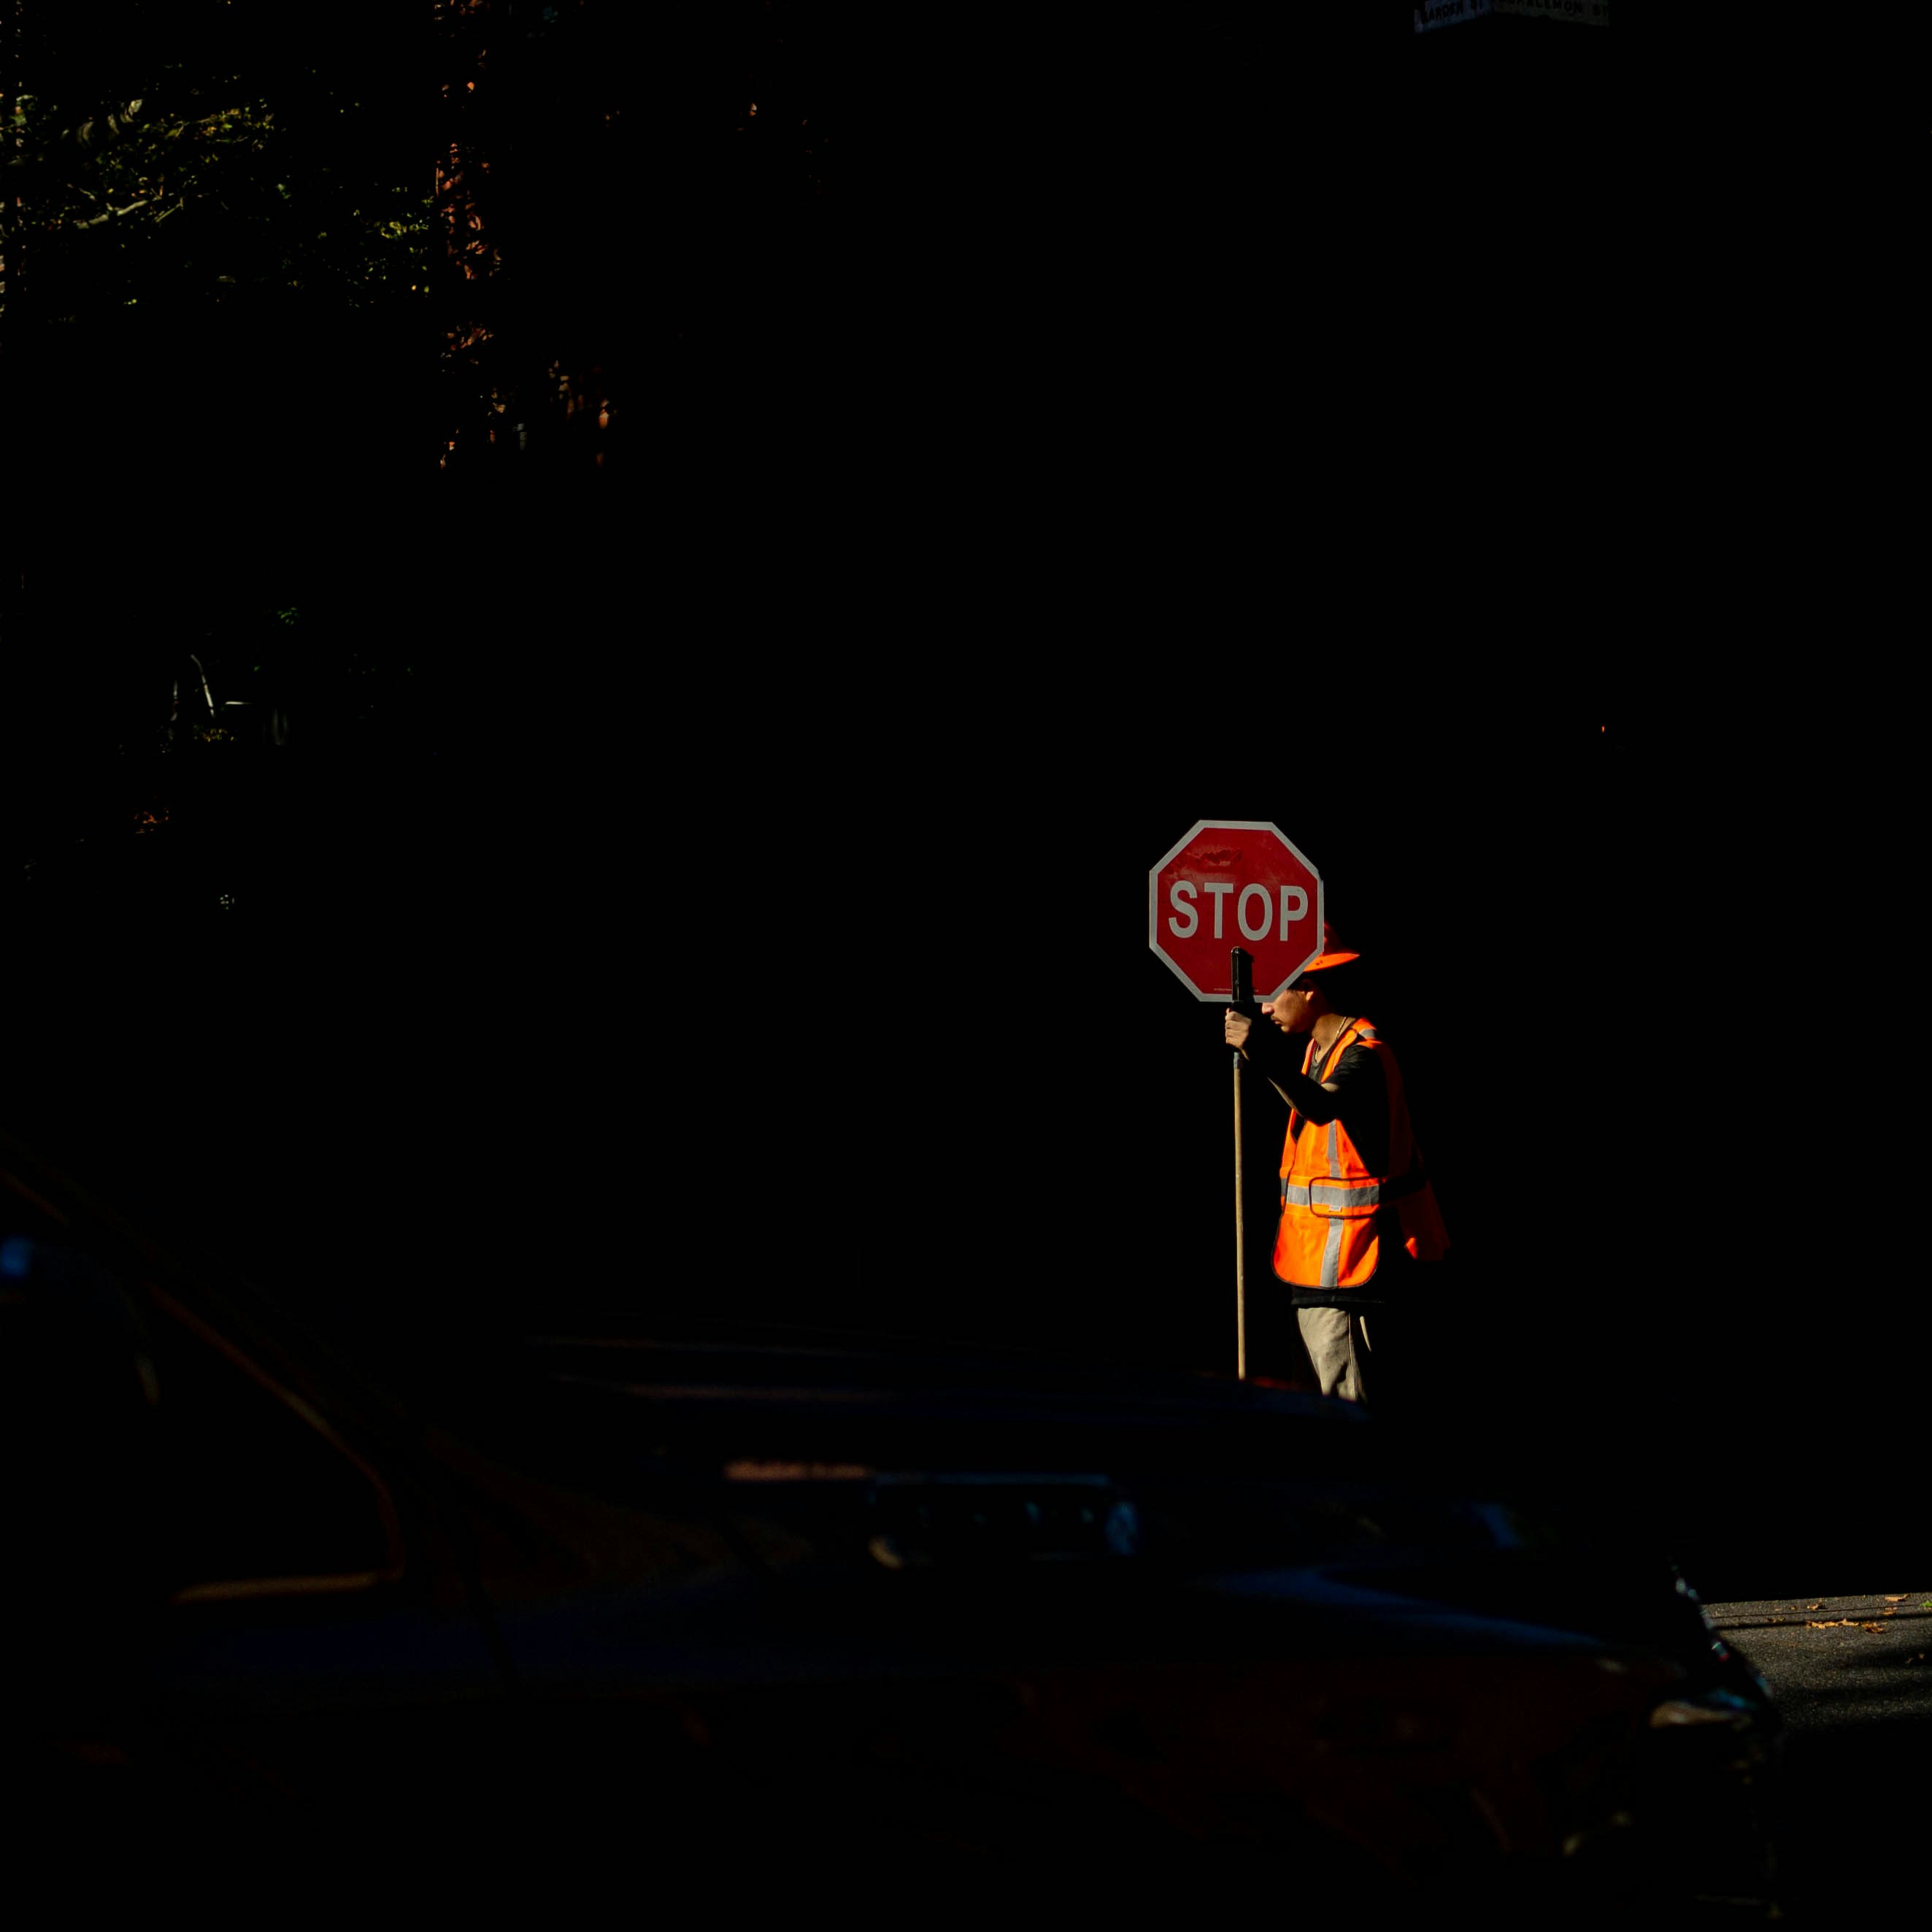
1223, 926, 1447, 1405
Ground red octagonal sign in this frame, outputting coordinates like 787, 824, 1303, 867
1149, 820, 1325, 1001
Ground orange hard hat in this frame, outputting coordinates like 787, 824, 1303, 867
1296, 923, 1361, 976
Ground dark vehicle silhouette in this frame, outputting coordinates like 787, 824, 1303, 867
0, 1129, 1779, 1914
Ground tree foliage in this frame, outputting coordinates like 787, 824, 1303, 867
4, 1, 432, 524
5, 89, 430, 322
430, 1, 852, 488
2, 0, 857, 547
4, 2, 428, 323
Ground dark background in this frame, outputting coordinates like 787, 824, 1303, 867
5, 587, 1913, 1609
11, 12, 1917, 1605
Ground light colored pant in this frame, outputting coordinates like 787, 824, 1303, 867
1297, 1306, 1374, 1404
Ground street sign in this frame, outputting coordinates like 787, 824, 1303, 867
1148, 820, 1324, 1003
1415, 0, 1492, 31
1491, 0, 1605, 19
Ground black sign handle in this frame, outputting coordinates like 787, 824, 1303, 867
1229, 947, 1256, 1015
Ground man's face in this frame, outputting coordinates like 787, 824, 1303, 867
1263, 985, 1317, 1034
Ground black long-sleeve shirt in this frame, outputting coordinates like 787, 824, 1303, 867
1239, 1020, 1392, 1179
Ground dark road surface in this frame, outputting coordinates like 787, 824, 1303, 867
1704, 1590, 1930, 1920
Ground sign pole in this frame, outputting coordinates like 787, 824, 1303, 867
1231, 946, 1255, 1380
1234, 1044, 1247, 1379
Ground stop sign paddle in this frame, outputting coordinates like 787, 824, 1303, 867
1149, 820, 1327, 1382
1148, 820, 1325, 1001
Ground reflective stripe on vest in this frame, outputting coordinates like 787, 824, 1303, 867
1280, 1177, 1385, 1215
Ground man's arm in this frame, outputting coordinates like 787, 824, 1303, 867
1223, 1012, 1376, 1124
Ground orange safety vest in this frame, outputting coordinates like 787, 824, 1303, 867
1273, 1015, 1450, 1291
